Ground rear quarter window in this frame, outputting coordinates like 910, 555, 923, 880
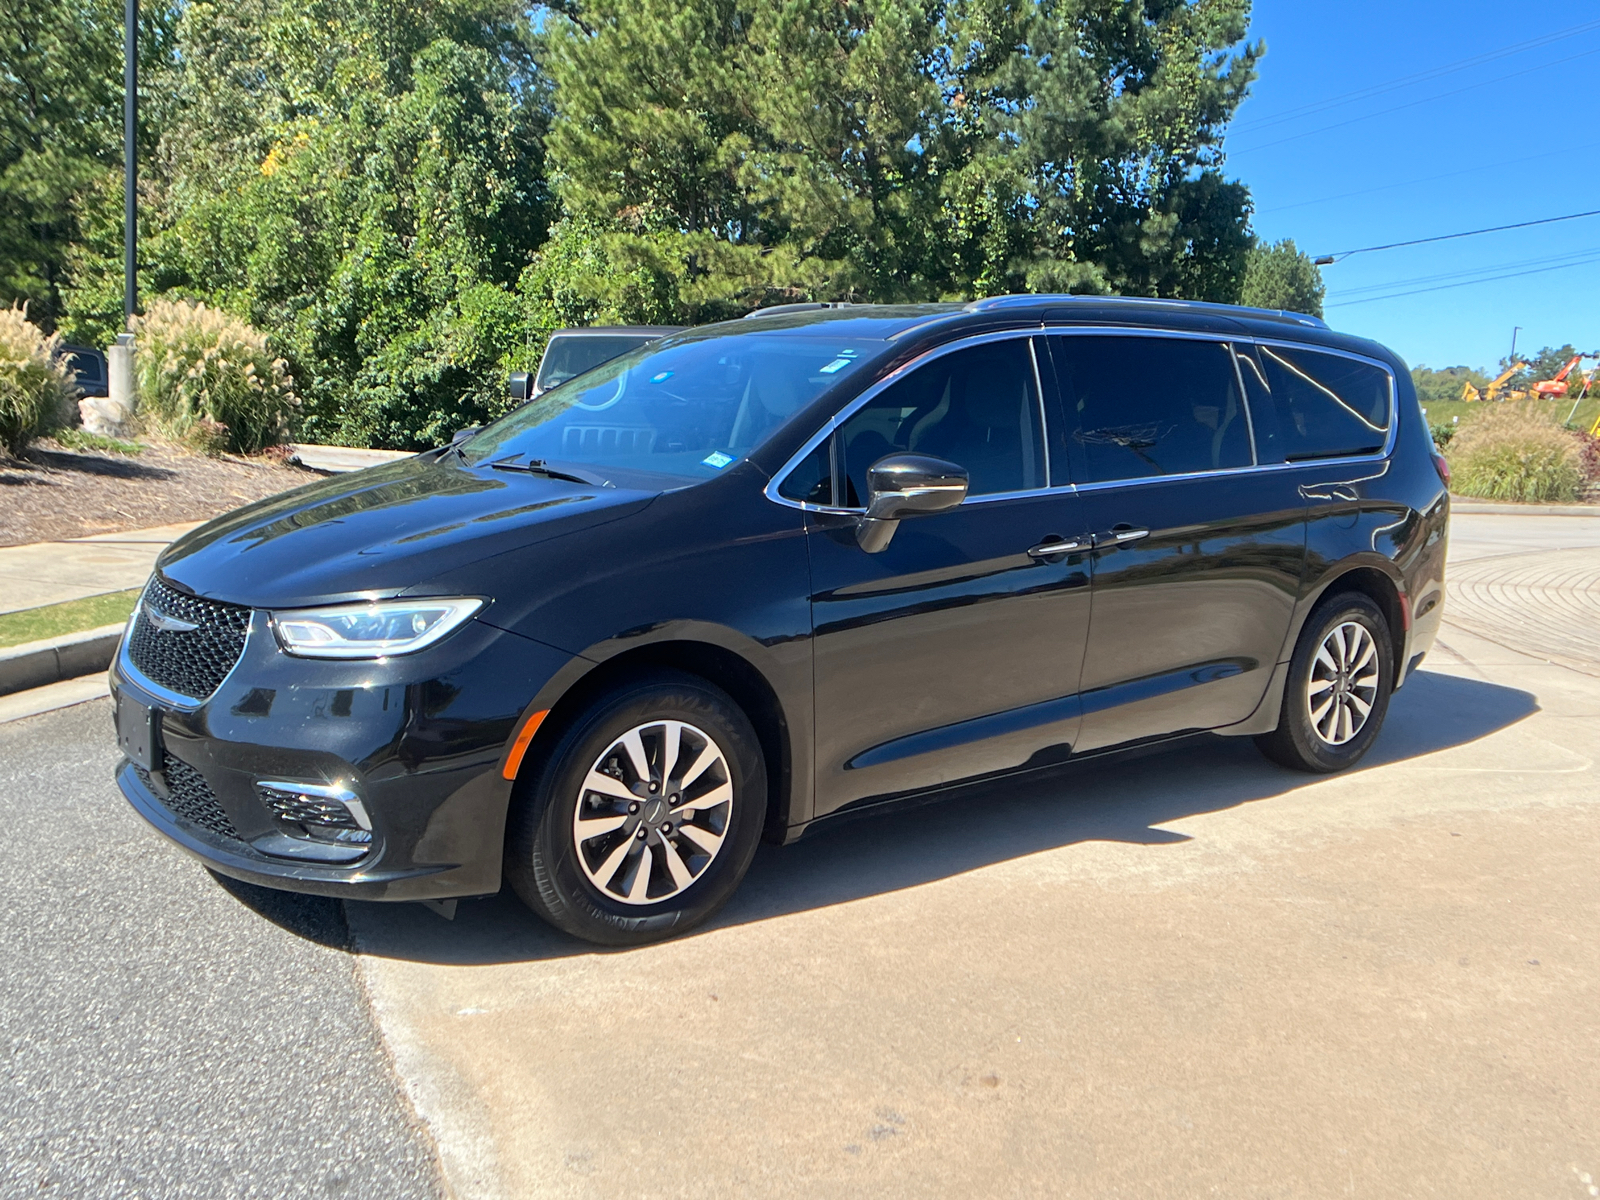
1242, 345, 1393, 463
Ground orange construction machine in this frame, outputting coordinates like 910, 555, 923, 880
1533, 352, 1595, 399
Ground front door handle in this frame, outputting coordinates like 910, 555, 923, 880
1028, 535, 1089, 560
1091, 524, 1149, 547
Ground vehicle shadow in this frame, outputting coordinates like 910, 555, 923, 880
323, 668, 1537, 963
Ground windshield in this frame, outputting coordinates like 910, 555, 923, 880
463, 332, 882, 485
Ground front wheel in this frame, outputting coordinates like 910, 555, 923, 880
1255, 593, 1394, 773
505, 672, 767, 946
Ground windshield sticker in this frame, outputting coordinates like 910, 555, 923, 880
701, 451, 734, 469
818, 349, 858, 375
650, 371, 674, 383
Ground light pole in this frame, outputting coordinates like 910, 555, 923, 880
96, 0, 140, 436
124, 0, 137, 324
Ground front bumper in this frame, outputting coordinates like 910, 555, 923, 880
111, 609, 575, 901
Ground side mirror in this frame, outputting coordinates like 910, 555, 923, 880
451, 426, 481, 445
856, 453, 969, 553
508, 371, 533, 403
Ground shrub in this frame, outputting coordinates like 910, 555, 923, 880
0, 305, 77, 457
132, 299, 298, 453
1447, 402, 1586, 502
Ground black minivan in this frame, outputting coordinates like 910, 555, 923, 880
111, 297, 1448, 944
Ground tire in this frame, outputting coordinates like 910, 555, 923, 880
505, 671, 767, 946
1255, 593, 1395, 774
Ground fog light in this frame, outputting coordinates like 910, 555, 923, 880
257, 781, 373, 844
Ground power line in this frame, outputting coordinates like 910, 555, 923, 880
1228, 43, 1600, 157
1330, 244, 1600, 298
1230, 16, 1600, 135
1326, 254, 1600, 308
1255, 146, 1575, 216
1313, 209, 1600, 263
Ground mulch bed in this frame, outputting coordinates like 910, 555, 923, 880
0, 439, 322, 547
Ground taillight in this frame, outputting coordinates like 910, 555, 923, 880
1432, 452, 1451, 488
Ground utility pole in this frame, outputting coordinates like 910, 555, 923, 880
124, 0, 137, 324
1510, 326, 1522, 364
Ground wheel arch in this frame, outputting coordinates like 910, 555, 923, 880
510, 634, 797, 844
1302, 561, 1408, 690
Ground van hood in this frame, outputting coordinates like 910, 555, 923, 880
156, 452, 655, 609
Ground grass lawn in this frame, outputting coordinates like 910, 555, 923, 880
1420, 394, 1600, 438
0, 589, 140, 650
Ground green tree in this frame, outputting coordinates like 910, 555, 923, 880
1238, 237, 1325, 316
1411, 364, 1488, 406
67, 0, 555, 447
543, 0, 1261, 320
946, 0, 1259, 301
0, 0, 178, 330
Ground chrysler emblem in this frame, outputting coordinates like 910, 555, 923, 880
144, 604, 199, 634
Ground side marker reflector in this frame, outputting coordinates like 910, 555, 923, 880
502, 709, 549, 780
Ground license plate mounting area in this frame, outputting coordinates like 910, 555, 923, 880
116, 695, 160, 772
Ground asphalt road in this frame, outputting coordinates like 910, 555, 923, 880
0, 701, 441, 1199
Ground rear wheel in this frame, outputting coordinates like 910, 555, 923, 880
1255, 593, 1394, 773
505, 672, 766, 946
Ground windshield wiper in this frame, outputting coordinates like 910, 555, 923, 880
486, 455, 608, 486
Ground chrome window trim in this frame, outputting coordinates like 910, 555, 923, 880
764, 324, 1399, 513
1043, 325, 1398, 484
764, 327, 1049, 512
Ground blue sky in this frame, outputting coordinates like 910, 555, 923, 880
1234, 1, 1600, 372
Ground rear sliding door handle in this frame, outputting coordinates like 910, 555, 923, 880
1300, 483, 1358, 502
1091, 525, 1149, 547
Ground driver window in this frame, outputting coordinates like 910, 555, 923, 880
834, 339, 1046, 506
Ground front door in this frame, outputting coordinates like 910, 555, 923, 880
802, 335, 1094, 818
1046, 333, 1308, 753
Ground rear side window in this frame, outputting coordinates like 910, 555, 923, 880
1242, 345, 1392, 462
1051, 335, 1251, 483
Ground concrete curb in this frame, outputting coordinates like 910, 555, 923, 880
1451, 499, 1600, 517
0, 624, 125, 697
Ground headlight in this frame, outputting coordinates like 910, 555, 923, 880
270, 598, 483, 659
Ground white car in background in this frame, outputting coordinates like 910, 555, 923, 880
510, 326, 684, 403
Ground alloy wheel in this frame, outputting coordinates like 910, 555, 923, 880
1305, 620, 1381, 746
572, 720, 733, 905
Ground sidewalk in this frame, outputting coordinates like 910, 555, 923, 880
0, 522, 200, 615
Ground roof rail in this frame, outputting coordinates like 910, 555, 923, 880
743, 302, 858, 319
963, 293, 1329, 330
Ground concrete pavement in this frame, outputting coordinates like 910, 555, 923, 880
0, 523, 198, 615
344, 510, 1600, 1199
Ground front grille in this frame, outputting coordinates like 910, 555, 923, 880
258, 786, 360, 830
127, 577, 251, 701
134, 755, 241, 841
